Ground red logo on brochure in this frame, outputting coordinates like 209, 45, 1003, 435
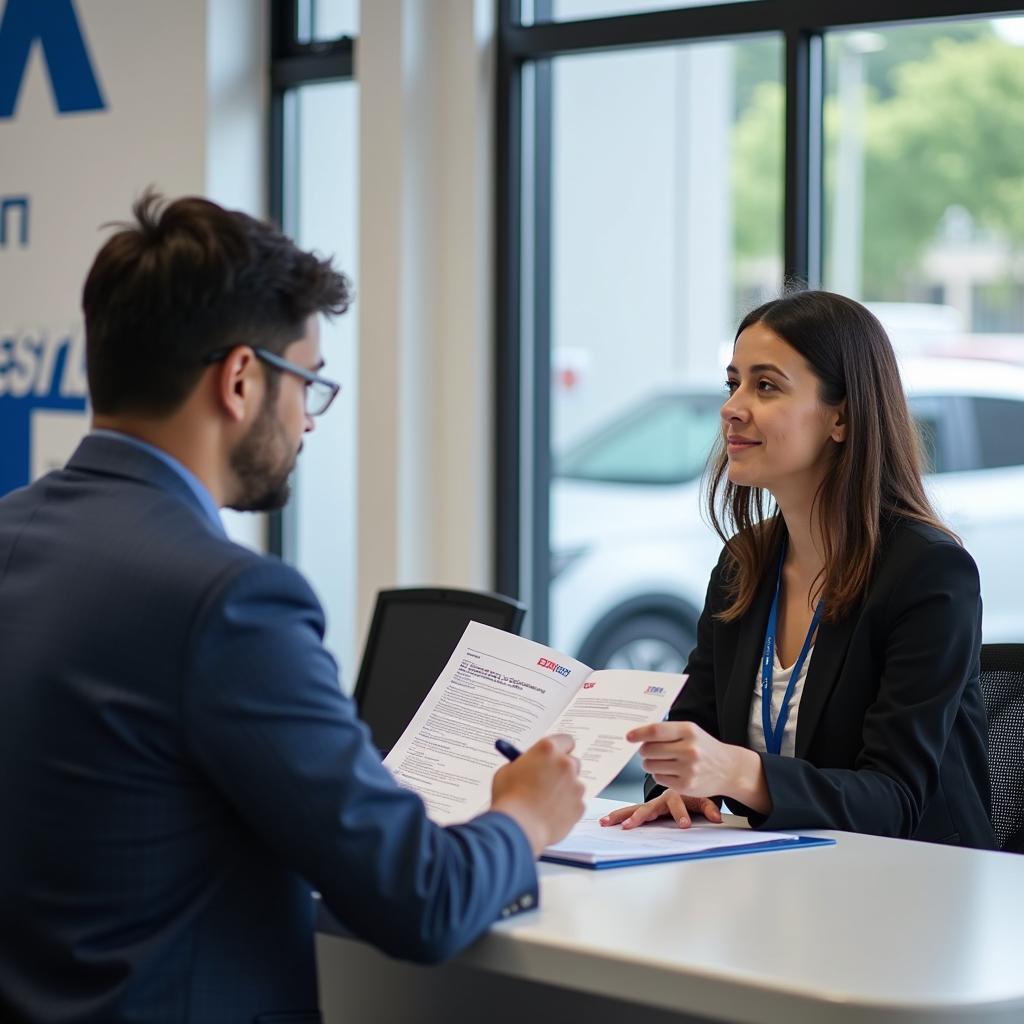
537, 657, 571, 678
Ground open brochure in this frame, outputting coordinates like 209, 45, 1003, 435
543, 798, 835, 869
384, 621, 685, 825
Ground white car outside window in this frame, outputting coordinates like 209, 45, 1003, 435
549, 357, 1024, 675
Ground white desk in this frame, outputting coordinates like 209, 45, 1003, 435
316, 823, 1024, 1023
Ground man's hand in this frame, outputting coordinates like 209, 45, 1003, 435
490, 735, 585, 856
599, 789, 722, 830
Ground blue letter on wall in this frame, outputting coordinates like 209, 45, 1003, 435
0, 0, 106, 118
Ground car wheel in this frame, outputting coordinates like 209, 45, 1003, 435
583, 613, 696, 674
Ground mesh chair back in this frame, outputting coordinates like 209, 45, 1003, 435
979, 644, 1024, 852
353, 587, 527, 756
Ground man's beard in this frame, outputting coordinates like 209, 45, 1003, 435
227, 392, 297, 513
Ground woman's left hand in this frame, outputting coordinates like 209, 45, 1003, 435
627, 721, 744, 797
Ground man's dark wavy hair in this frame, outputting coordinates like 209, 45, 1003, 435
82, 190, 351, 415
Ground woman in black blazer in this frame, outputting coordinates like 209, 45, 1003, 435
603, 290, 996, 849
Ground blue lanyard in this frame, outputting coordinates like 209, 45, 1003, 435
761, 542, 824, 755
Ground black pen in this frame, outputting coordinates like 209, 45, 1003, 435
494, 739, 522, 761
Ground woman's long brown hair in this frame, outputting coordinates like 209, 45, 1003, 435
705, 290, 955, 624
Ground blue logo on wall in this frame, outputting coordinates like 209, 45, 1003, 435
0, 0, 106, 118
0, 332, 88, 496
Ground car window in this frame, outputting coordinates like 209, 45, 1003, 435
971, 397, 1024, 470
557, 394, 722, 484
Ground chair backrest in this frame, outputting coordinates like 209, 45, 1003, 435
979, 643, 1024, 852
353, 587, 526, 756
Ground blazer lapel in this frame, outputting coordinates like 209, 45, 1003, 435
719, 566, 776, 746
794, 612, 857, 758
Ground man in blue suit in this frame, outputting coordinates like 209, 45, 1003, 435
0, 193, 584, 1023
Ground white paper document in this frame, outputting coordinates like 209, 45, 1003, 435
384, 622, 685, 825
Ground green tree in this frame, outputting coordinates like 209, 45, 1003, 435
731, 79, 784, 267
730, 30, 1024, 299
863, 35, 1024, 294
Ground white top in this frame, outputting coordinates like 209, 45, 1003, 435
747, 646, 813, 757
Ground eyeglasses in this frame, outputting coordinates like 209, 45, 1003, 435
204, 346, 341, 417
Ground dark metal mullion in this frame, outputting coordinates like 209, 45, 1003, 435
496, 0, 524, 600
267, 2, 290, 558
784, 29, 824, 287
271, 48, 355, 90
529, 54, 553, 643
270, 0, 298, 59
508, 0, 1024, 58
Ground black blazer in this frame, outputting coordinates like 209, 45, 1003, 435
647, 518, 997, 849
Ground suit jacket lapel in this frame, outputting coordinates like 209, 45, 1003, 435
793, 518, 902, 754
720, 564, 776, 746
793, 611, 856, 758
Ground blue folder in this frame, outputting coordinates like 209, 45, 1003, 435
541, 834, 835, 870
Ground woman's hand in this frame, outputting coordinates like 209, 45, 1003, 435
626, 721, 772, 814
600, 789, 723, 830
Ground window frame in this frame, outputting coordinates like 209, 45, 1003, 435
496, 0, 1024, 641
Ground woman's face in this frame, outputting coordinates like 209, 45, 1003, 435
721, 321, 845, 501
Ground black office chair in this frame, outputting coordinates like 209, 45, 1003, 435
979, 643, 1024, 853
353, 587, 526, 757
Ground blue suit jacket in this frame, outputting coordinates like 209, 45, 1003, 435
0, 436, 537, 1023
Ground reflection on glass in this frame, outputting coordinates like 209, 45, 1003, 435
544, 36, 783, 698
825, 18, 1024, 642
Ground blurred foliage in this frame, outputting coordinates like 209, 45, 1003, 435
863, 34, 1024, 294
732, 79, 783, 264
730, 22, 1024, 299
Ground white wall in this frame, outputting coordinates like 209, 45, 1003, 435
355, 0, 497, 643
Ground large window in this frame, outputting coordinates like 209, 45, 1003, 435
543, 35, 783, 668
498, 1, 1024, 683
271, 3, 359, 685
